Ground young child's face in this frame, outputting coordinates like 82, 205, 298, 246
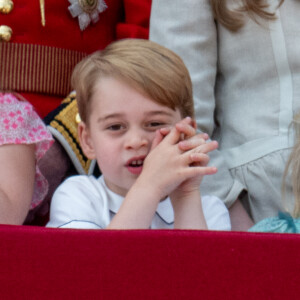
79, 77, 182, 196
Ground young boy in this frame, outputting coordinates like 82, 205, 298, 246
47, 39, 231, 230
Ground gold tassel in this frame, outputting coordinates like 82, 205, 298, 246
40, 0, 45, 26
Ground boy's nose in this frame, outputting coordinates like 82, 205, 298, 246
124, 129, 149, 150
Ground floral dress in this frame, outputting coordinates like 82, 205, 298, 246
0, 93, 54, 209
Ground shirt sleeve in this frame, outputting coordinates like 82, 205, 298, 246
46, 176, 104, 229
202, 195, 231, 231
149, 0, 244, 207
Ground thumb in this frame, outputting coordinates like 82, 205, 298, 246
163, 126, 181, 145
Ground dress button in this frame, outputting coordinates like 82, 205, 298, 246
0, 25, 12, 42
0, 0, 14, 14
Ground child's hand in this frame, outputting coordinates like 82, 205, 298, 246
169, 138, 218, 230
151, 116, 209, 151
138, 119, 216, 201
165, 117, 218, 202
170, 139, 218, 202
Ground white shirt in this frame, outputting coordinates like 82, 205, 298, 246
47, 175, 231, 230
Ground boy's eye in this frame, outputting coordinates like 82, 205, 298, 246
148, 122, 165, 128
107, 124, 124, 131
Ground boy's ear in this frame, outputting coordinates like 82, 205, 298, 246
78, 122, 96, 160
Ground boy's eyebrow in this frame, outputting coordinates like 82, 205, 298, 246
97, 113, 123, 123
145, 110, 174, 117
97, 110, 174, 123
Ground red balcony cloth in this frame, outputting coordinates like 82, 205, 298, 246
0, 226, 299, 299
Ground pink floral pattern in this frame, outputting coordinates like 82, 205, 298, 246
0, 93, 54, 209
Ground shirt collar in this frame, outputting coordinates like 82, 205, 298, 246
100, 177, 174, 224
156, 197, 174, 225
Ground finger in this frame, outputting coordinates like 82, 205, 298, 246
189, 152, 210, 167
151, 129, 165, 150
159, 127, 171, 136
178, 134, 209, 151
161, 117, 197, 145
192, 140, 218, 155
179, 150, 210, 168
177, 116, 193, 126
179, 141, 218, 168
192, 166, 218, 175
162, 125, 182, 145
175, 121, 196, 139
174, 117, 194, 141
183, 165, 218, 179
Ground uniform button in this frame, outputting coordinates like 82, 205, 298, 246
0, 25, 12, 42
75, 113, 81, 124
0, 0, 14, 14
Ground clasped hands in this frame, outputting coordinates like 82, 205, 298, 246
141, 117, 218, 201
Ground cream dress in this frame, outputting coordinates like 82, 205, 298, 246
150, 0, 300, 222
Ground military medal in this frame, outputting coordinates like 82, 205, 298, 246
68, 0, 107, 31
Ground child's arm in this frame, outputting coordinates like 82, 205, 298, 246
170, 140, 218, 229
107, 124, 214, 229
0, 144, 35, 224
172, 120, 219, 229
156, 118, 219, 229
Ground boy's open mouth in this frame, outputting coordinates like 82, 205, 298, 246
126, 157, 145, 174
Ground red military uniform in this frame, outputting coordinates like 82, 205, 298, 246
0, 0, 151, 224
0, 0, 151, 117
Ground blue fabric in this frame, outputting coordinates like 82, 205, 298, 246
248, 212, 300, 233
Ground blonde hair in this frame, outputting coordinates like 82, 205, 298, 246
71, 39, 194, 124
282, 113, 300, 218
210, 0, 284, 31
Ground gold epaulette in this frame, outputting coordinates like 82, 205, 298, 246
45, 92, 96, 175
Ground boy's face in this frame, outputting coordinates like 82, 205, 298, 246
79, 77, 182, 196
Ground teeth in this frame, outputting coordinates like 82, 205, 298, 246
131, 160, 143, 166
